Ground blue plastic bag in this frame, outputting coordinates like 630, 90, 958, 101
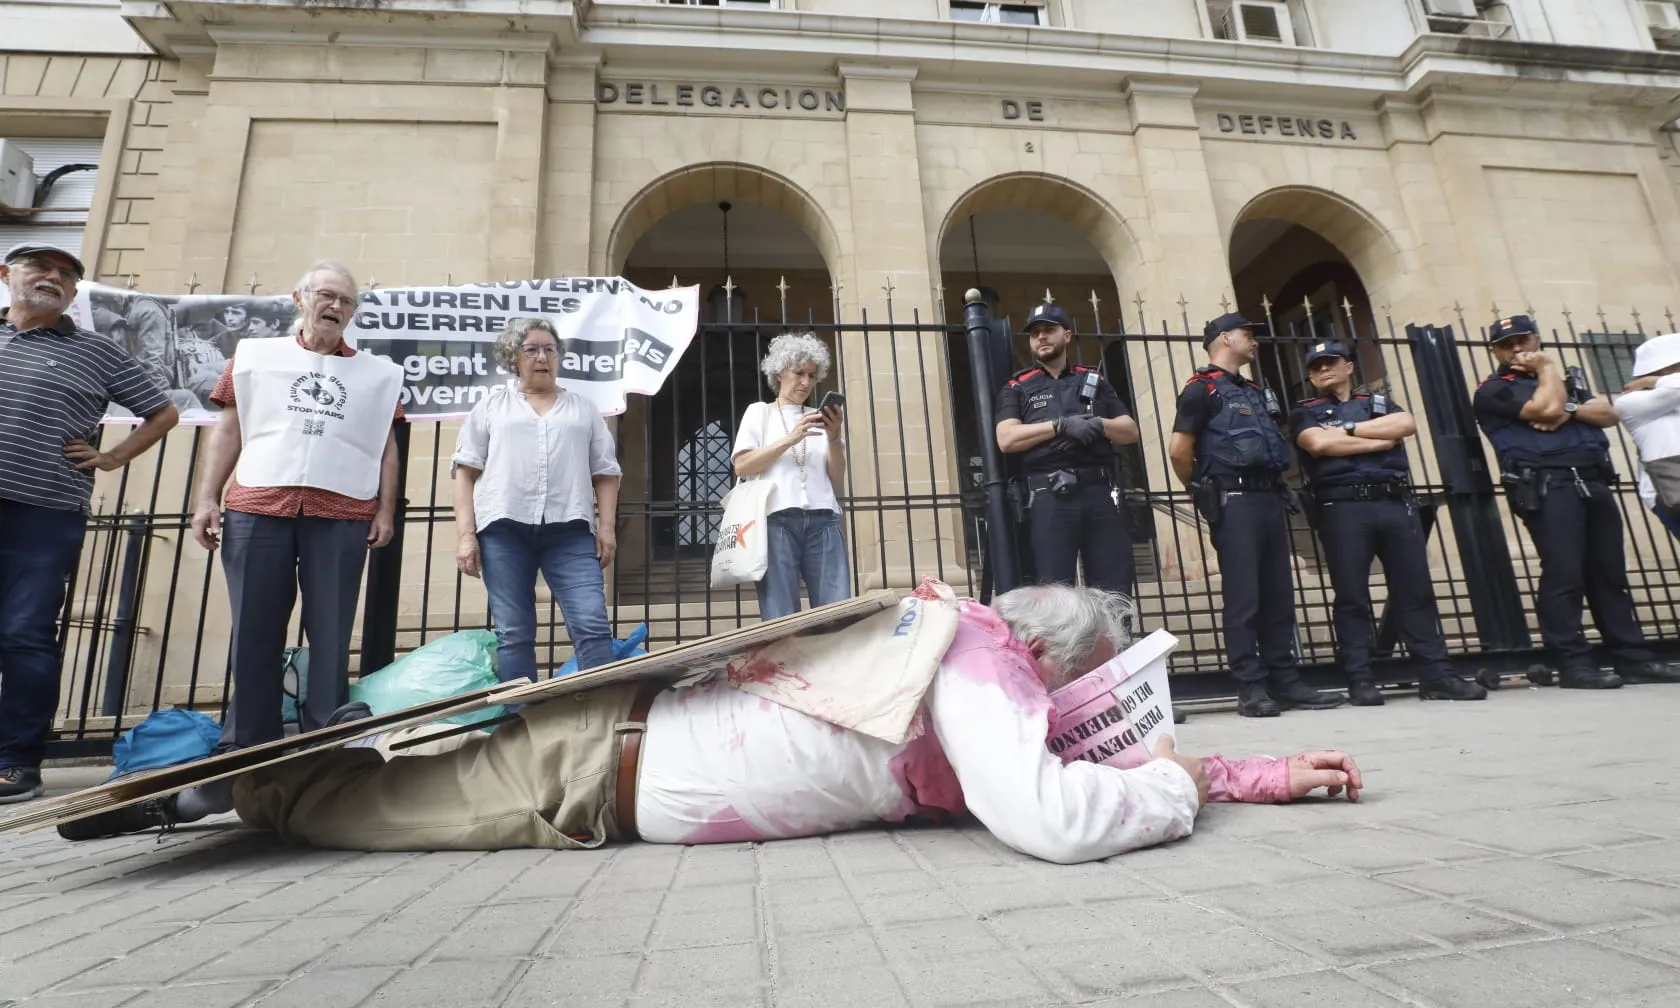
280, 646, 308, 726
351, 629, 504, 727
110, 708, 222, 778
555, 623, 649, 677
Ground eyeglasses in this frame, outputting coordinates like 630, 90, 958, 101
9, 256, 82, 283
305, 288, 359, 311
520, 344, 559, 359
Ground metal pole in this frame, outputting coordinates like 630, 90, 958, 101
100, 511, 150, 716
1406, 323, 1530, 650
963, 290, 1020, 595
359, 420, 411, 675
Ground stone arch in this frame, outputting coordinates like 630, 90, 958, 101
934, 171, 1145, 285
1229, 185, 1406, 307
605, 161, 842, 282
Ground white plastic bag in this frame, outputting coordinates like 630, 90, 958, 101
710, 480, 776, 587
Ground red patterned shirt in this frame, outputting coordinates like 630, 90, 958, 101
209, 336, 404, 521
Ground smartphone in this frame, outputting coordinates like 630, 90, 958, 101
818, 391, 846, 412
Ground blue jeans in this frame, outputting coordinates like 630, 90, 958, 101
478, 519, 615, 682
0, 499, 87, 770
756, 508, 852, 620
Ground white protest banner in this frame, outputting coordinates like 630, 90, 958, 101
1046, 628, 1177, 770
1, 277, 699, 423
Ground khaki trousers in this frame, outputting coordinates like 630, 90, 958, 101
232, 684, 642, 851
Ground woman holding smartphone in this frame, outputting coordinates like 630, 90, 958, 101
731, 332, 851, 619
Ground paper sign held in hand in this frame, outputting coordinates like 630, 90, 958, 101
1047, 628, 1178, 770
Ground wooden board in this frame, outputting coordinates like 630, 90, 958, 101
2, 590, 901, 836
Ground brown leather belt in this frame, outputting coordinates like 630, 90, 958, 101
613, 682, 662, 842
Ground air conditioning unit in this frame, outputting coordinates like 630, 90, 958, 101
0, 141, 35, 210
1422, 0, 1478, 16
1223, 0, 1292, 44
1647, 1, 1680, 40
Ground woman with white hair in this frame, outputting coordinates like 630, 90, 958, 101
731, 331, 850, 619
452, 317, 621, 681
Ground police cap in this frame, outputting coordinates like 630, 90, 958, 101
1489, 314, 1538, 345
1202, 311, 1267, 347
1305, 340, 1352, 365
1024, 303, 1073, 332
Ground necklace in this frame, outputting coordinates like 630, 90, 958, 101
775, 400, 809, 490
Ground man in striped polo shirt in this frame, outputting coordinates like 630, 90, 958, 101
0, 242, 178, 803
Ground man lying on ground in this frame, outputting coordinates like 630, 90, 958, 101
60, 585, 1361, 863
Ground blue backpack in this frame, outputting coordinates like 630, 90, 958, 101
110, 708, 223, 778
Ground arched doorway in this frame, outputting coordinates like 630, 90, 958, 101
934, 175, 1154, 578
608, 165, 839, 600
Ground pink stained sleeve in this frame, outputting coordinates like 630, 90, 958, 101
1204, 754, 1291, 804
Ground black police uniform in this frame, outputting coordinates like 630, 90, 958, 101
1174, 362, 1301, 687
1290, 380, 1460, 694
995, 361, 1134, 595
1473, 331, 1653, 680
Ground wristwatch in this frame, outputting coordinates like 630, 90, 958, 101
1341, 421, 1358, 434
1564, 402, 1579, 414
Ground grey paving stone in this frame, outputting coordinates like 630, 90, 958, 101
773, 928, 888, 978
636, 943, 767, 1007
185, 913, 373, 980
119, 980, 273, 1008
889, 951, 1053, 1008
1470, 878, 1680, 928
17, 988, 145, 1008
773, 966, 910, 1008
63, 919, 283, 988
548, 908, 658, 957
1549, 839, 1680, 880
1377, 857, 1608, 900
433, 901, 573, 960
316, 905, 475, 969
1034, 936, 1192, 996
1363, 899, 1545, 949
255, 966, 402, 1008
1403, 808, 1665, 855
873, 918, 1010, 963
3, 923, 187, 997
766, 890, 868, 937
647, 906, 760, 950
1259, 826, 1501, 871
1231, 970, 1413, 1008
1590, 920, 1680, 961
374, 959, 523, 1008
501, 953, 641, 1008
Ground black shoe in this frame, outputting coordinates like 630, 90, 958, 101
1419, 675, 1488, 701
1237, 683, 1281, 718
1558, 667, 1623, 690
1526, 664, 1556, 687
0, 766, 43, 804
1615, 661, 1680, 684
1172, 706, 1189, 724
1347, 680, 1386, 706
325, 701, 374, 727
1271, 681, 1345, 710
57, 795, 178, 841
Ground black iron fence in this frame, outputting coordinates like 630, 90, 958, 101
41, 290, 1680, 757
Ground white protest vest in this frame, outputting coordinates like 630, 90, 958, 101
232, 337, 404, 500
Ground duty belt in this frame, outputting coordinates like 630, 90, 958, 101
1207, 472, 1282, 492
1024, 466, 1111, 492
1315, 479, 1409, 503
1530, 464, 1615, 485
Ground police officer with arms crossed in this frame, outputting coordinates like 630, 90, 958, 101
1291, 340, 1486, 705
1473, 315, 1680, 690
1168, 314, 1343, 718
995, 303, 1139, 597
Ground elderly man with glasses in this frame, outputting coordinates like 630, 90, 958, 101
174, 260, 405, 821
0, 243, 179, 802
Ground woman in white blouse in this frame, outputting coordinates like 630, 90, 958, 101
731, 332, 851, 619
452, 318, 621, 681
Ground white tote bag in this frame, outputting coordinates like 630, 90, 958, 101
711, 405, 777, 588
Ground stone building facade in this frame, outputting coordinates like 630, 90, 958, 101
6, 0, 1680, 717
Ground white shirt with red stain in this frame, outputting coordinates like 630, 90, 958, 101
634, 601, 1290, 864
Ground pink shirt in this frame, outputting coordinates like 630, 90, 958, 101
634, 603, 1290, 863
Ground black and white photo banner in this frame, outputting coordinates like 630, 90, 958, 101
2, 277, 700, 423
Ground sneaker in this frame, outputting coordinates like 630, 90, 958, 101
1615, 661, 1680, 684
1172, 706, 1190, 724
57, 795, 179, 841
1347, 680, 1386, 706
325, 701, 373, 727
1271, 680, 1345, 710
1418, 675, 1488, 701
1237, 682, 1281, 718
0, 766, 43, 804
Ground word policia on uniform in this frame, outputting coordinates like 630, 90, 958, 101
0, 277, 700, 423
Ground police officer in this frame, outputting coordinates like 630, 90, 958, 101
1168, 313, 1343, 717
1473, 315, 1680, 689
1291, 341, 1486, 705
995, 303, 1138, 596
